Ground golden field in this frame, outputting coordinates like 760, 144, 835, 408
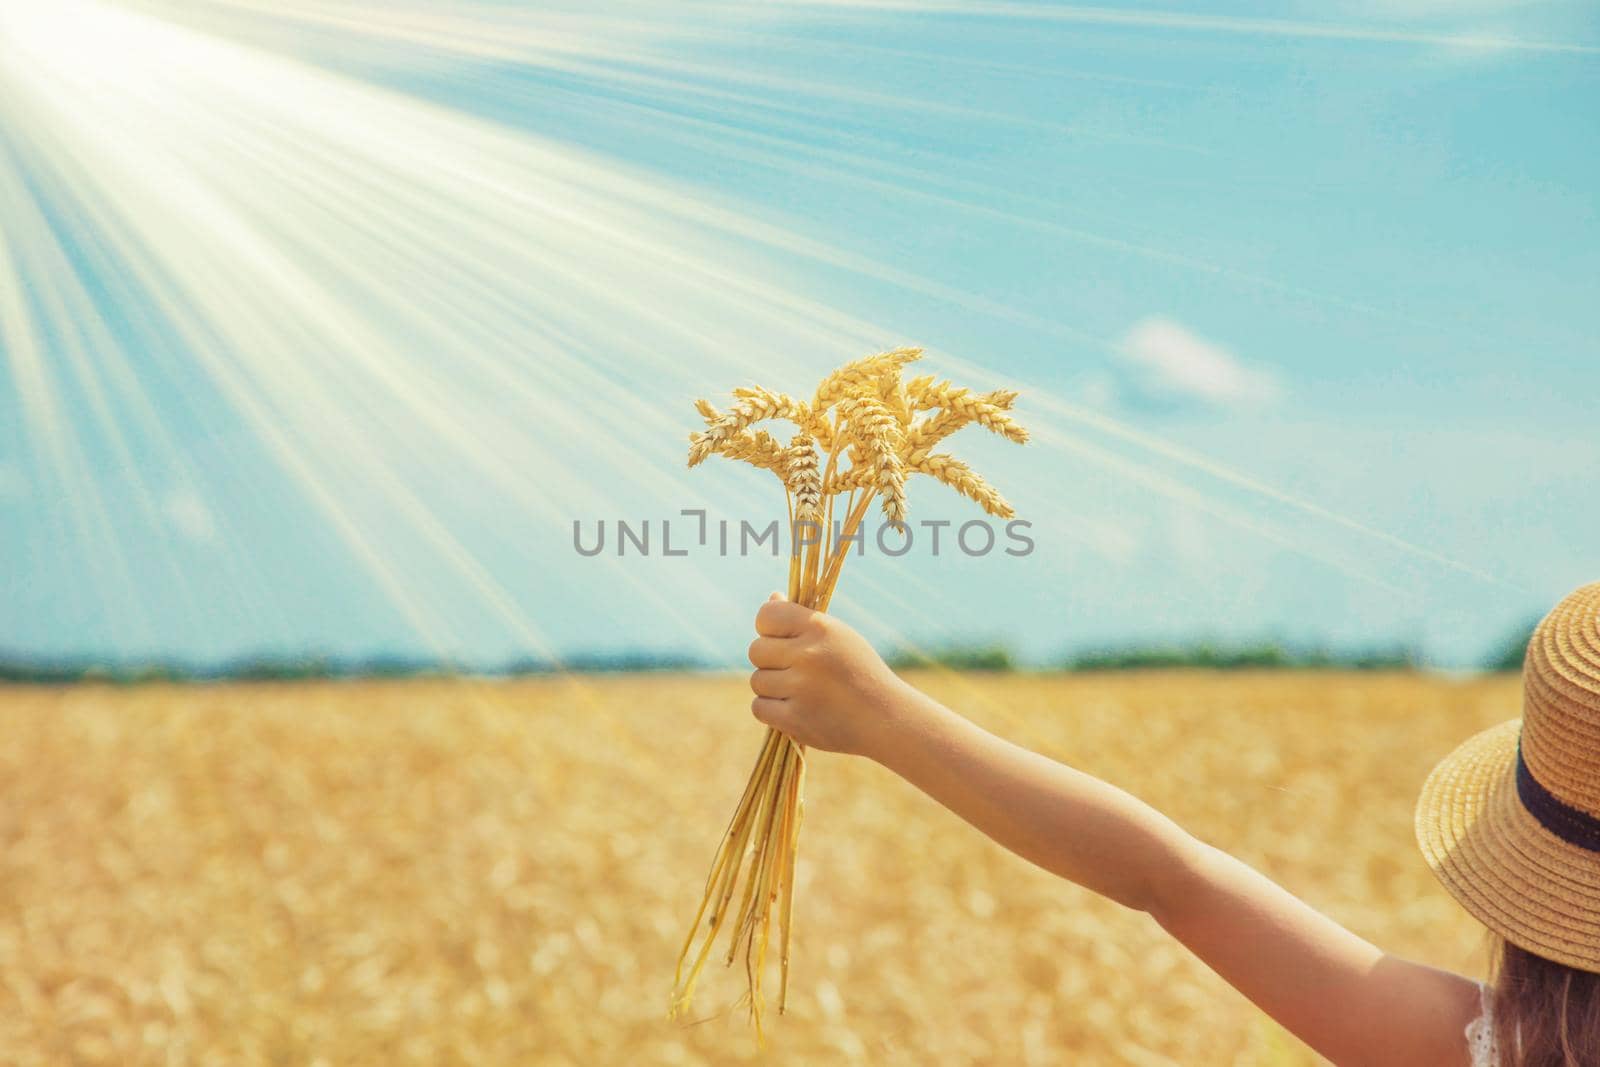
0, 672, 1520, 1066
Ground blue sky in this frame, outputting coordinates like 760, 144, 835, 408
1, 1, 1597, 668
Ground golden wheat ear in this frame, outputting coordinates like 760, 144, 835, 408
876, 369, 914, 429
687, 416, 791, 476
838, 396, 907, 525
784, 433, 822, 525
688, 389, 803, 467
812, 347, 922, 412
913, 382, 1028, 444
905, 390, 1029, 456
725, 430, 791, 475
910, 452, 1015, 519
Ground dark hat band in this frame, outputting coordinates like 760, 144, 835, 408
1516, 739, 1600, 854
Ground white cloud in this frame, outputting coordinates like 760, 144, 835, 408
1116, 316, 1282, 410
163, 488, 217, 543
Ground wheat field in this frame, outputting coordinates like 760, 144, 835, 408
0, 671, 1519, 1065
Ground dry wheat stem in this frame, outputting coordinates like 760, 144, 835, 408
670, 734, 781, 1016
777, 747, 805, 1013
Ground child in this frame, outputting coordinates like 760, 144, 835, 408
746, 582, 1600, 1066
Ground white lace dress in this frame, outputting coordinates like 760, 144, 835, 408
1466, 982, 1499, 1067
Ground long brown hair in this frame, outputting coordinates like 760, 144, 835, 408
1491, 937, 1600, 1065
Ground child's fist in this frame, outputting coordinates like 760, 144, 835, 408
746, 596, 906, 758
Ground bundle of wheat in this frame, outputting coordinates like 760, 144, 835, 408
670, 348, 1027, 1038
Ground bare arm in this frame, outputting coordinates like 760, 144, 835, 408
747, 597, 1482, 1067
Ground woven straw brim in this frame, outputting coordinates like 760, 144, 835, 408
1416, 718, 1600, 973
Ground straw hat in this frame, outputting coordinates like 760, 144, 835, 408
1415, 581, 1600, 973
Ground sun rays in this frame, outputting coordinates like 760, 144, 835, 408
0, 0, 1535, 667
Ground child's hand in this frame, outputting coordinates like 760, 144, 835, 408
746, 594, 910, 759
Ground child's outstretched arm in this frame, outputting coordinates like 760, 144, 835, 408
747, 597, 1481, 1067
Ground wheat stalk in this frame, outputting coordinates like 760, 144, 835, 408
671, 349, 1027, 1039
